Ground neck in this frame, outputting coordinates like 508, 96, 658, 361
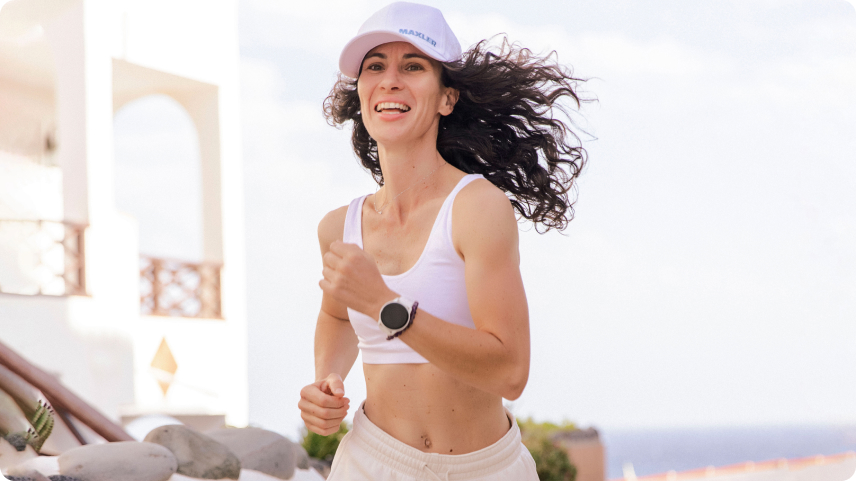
375, 134, 445, 214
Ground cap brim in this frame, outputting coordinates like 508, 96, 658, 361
338, 30, 448, 79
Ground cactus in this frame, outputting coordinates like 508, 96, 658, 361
23, 399, 54, 451
0, 364, 54, 452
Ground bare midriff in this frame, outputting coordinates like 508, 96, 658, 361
363, 363, 510, 454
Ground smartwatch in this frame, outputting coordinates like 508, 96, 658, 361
378, 296, 418, 340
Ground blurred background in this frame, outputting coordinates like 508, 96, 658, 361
1, 0, 855, 479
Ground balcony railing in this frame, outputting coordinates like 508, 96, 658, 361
0, 220, 86, 296
139, 256, 222, 319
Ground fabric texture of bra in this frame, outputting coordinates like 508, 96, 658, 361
343, 174, 484, 364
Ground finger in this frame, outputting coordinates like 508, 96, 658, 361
301, 383, 348, 408
323, 250, 342, 270
328, 240, 345, 254
305, 419, 344, 436
324, 373, 346, 397
298, 398, 350, 421
302, 411, 345, 434
329, 240, 359, 257
321, 266, 337, 283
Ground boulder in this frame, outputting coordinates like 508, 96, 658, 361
6, 456, 60, 477
206, 428, 296, 480
293, 446, 309, 470
4, 468, 50, 481
0, 437, 38, 470
144, 425, 241, 480
6, 473, 49, 481
58, 441, 177, 481
307, 458, 331, 479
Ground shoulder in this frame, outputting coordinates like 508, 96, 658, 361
317, 204, 349, 253
452, 177, 519, 260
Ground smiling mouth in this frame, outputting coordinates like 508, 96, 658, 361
375, 102, 411, 113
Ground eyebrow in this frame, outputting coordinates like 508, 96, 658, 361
363, 52, 432, 61
403, 53, 432, 61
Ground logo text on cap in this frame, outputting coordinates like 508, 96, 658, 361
399, 29, 437, 47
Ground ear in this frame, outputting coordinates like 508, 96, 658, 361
439, 87, 459, 116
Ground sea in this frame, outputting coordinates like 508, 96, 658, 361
600, 425, 856, 479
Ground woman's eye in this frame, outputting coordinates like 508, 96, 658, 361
405, 63, 424, 71
366, 63, 383, 71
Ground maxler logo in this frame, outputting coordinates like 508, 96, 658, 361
399, 28, 437, 47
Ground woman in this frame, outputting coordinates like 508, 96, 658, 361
298, 2, 587, 480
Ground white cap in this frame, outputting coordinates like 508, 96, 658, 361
339, 2, 462, 79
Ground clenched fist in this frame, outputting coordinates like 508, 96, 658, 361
299, 373, 351, 436
319, 241, 397, 318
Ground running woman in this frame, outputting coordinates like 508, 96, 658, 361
298, 2, 587, 480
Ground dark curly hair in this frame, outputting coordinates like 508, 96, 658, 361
323, 38, 590, 232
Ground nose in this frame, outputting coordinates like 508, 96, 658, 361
378, 65, 403, 91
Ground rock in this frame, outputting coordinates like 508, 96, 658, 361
293, 446, 309, 470
4, 433, 29, 452
6, 456, 60, 477
58, 441, 177, 481
144, 425, 241, 480
206, 428, 296, 480
0, 438, 38, 470
4, 468, 50, 481
308, 458, 331, 479
48, 477, 83, 481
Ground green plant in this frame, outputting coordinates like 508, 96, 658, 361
0, 365, 54, 452
301, 422, 349, 461
526, 437, 577, 481
518, 417, 577, 481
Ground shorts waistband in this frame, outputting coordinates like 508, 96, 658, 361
349, 402, 525, 480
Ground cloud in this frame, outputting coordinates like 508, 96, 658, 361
235, 0, 856, 433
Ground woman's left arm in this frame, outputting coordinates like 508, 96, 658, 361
320, 180, 530, 400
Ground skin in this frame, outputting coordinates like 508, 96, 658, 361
298, 41, 531, 454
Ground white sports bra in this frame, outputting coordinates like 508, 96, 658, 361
343, 174, 484, 364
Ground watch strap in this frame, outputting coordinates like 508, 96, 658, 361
387, 300, 418, 341
378, 296, 418, 340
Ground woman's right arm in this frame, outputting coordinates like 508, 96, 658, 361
298, 206, 359, 435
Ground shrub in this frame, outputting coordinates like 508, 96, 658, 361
301, 422, 349, 461
518, 417, 577, 481
526, 436, 577, 481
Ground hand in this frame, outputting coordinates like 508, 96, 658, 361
299, 373, 351, 436
320, 241, 396, 317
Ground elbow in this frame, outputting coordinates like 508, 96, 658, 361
501, 365, 529, 401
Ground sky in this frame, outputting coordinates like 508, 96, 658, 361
113, 0, 856, 438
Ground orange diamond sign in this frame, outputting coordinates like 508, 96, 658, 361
150, 337, 177, 396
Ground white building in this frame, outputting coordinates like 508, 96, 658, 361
0, 0, 248, 430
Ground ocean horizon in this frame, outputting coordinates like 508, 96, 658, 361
600, 425, 856, 479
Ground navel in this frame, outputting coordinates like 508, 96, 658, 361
421, 435, 432, 449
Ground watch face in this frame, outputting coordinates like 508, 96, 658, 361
381, 302, 409, 329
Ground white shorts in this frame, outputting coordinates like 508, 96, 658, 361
328, 403, 539, 481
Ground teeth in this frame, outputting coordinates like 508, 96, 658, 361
375, 102, 411, 112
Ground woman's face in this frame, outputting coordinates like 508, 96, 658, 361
357, 41, 458, 148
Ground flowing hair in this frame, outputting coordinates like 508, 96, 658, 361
323, 38, 591, 232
